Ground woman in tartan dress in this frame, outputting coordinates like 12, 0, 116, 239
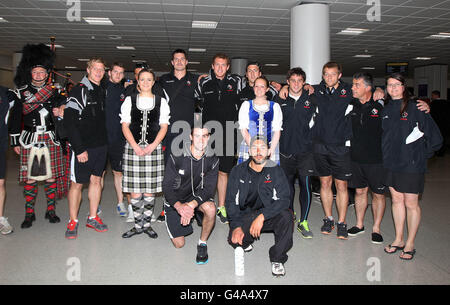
120, 69, 169, 238
238, 77, 282, 166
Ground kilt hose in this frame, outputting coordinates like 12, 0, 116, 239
122, 142, 164, 194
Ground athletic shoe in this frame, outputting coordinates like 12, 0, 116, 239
65, 220, 79, 239
347, 226, 365, 236
156, 211, 165, 223
86, 215, 108, 232
371, 232, 383, 244
126, 204, 134, 223
271, 262, 286, 277
117, 202, 127, 217
337, 222, 348, 240
196, 243, 209, 264
320, 218, 334, 234
0, 216, 13, 235
297, 220, 313, 239
216, 206, 228, 224
45, 210, 61, 223
243, 244, 253, 253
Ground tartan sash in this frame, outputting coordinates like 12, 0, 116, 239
22, 84, 55, 115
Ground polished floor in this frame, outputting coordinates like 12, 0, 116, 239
0, 148, 449, 285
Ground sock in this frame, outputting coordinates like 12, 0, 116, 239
327, 216, 334, 221
198, 239, 207, 246
24, 182, 38, 215
143, 196, 155, 229
44, 181, 57, 212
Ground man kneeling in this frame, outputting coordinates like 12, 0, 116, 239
226, 136, 293, 277
162, 123, 219, 264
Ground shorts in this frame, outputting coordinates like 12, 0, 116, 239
164, 196, 214, 239
314, 144, 352, 180
280, 151, 316, 177
348, 162, 386, 194
384, 170, 425, 194
70, 145, 107, 184
107, 142, 124, 172
0, 148, 6, 179
218, 155, 237, 174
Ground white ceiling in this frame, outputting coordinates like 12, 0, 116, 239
0, 0, 449, 77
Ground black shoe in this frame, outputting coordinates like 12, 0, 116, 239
21, 214, 36, 229
196, 243, 209, 264
143, 227, 158, 239
371, 232, 383, 244
122, 227, 143, 238
336, 222, 348, 240
320, 218, 334, 234
45, 210, 61, 223
347, 226, 365, 236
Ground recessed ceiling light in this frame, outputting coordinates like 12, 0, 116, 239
337, 28, 369, 35
65, 66, 77, 69
108, 34, 122, 40
414, 57, 432, 60
116, 46, 135, 50
192, 21, 218, 29
427, 32, 450, 39
0, 17, 8, 23
361, 66, 375, 70
354, 54, 372, 58
83, 17, 114, 25
189, 61, 201, 64
132, 59, 147, 63
46, 44, 64, 48
77, 58, 90, 62
189, 48, 206, 52
264, 63, 279, 67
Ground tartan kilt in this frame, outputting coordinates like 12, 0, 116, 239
19, 133, 65, 183
237, 140, 280, 165
122, 142, 164, 194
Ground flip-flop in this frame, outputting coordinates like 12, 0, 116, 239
400, 249, 416, 261
384, 244, 405, 254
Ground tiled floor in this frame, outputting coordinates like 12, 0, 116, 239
1, 148, 449, 285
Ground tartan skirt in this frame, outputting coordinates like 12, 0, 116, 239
19, 133, 66, 183
122, 142, 164, 194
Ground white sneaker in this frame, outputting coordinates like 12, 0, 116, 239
0, 216, 13, 235
116, 202, 127, 217
271, 262, 286, 277
126, 204, 134, 223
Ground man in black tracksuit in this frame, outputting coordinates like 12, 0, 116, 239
239, 62, 278, 105
226, 136, 293, 277
197, 53, 243, 224
274, 67, 317, 239
162, 124, 219, 264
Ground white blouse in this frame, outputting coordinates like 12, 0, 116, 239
120, 95, 170, 125
238, 100, 283, 131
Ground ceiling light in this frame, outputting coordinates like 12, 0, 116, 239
46, 44, 64, 48
187, 69, 197, 72
108, 34, 122, 40
361, 66, 375, 70
132, 60, 147, 63
192, 21, 218, 29
0, 17, 8, 23
77, 58, 90, 61
65, 66, 77, 69
414, 57, 432, 60
189, 48, 206, 52
354, 54, 372, 58
83, 17, 114, 25
264, 63, 279, 67
337, 28, 369, 35
116, 46, 135, 50
427, 32, 450, 39
189, 61, 201, 64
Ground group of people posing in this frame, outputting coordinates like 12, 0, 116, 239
0, 44, 443, 277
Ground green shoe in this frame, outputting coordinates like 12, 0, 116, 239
297, 220, 313, 239
216, 206, 228, 224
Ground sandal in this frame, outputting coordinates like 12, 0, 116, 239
400, 249, 416, 261
384, 244, 405, 254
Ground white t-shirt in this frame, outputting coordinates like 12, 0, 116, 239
238, 100, 283, 131
120, 95, 170, 125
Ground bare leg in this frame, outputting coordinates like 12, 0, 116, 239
199, 201, 216, 242
354, 187, 369, 229
88, 175, 103, 218
68, 182, 83, 221
217, 171, 228, 208
371, 192, 386, 234
320, 176, 333, 218
334, 178, 349, 224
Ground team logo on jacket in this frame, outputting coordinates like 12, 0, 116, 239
264, 174, 272, 183
120, 93, 125, 101
304, 100, 311, 108
340, 89, 347, 97
186, 80, 191, 86
227, 84, 233, 91
401, 112, 408, 121
370, 108, 379, 117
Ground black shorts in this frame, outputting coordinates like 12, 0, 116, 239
218, 155, 237, 174
314, 144, 352, 180
349, 162, 386, 194
164, 197, 214, 239
280, 151, 316, 177
107, 142, 124, 172
385, 170, 425, 194
70, 145, 107, 184
0, 148, 6, 179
